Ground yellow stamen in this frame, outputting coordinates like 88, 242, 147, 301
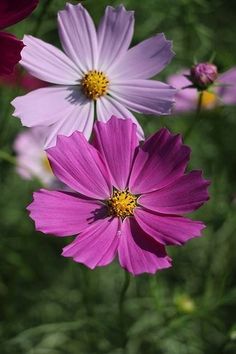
42, 156, 52, 174
107, 189, 137, 219
201, 90, 217, 108
81, 70, 109, 100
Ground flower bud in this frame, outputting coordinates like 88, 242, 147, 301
189, 63, 218, 90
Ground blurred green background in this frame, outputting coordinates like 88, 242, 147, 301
0, 0, 236, 353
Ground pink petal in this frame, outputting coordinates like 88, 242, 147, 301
21, 35, 80, 84
62, 218, 120, 269
58, 3, 97, 72
92, 117, 138, 191
110, 34, 174, 80
0, 32, 24, 75
139, 171, 210, 214
110, 79, 176, 115
0, 0, 38, 29
47, 131, 111, 199
217, 68, 236, 105
118, 217, 172, 275
14, 128, 54, 184
43, 100, 94, 148
97, 5, 134, 74
135, 208, 205, 246
28, 189, 106, 236
12, 86, 82, 128
96, 95, 144, 140
167, 70, 197, 112
129, 128, 191, 194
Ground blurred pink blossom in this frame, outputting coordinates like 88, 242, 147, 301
168, 67, 236, 113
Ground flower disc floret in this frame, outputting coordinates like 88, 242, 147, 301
81, 70, 109, 100
107, 189, 137, 219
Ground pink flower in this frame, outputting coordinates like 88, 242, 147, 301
12, 3, 175, 148
14, 128, 55, 186
28, 117, 210, 275
0, 0, 39, 75
168, 67, 236, 113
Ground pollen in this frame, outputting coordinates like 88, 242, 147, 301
107, 189, 137, 219
201, 90, 217, 108
81, 70, 109, 100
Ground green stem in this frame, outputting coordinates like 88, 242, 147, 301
184, 91, 203, 141
119, 271, 131, 351
119, 271, 130, 315
0, 150, 16, 165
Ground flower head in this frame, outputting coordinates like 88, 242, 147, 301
12, 3, 175, 148
28, 117, 210, 275
189, 62, 218, 90
168, 67, 236, 112
0, 0, 39, 75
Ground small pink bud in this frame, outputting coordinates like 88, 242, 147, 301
189, 63, 218, 90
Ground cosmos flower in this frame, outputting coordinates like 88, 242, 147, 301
12, 3, 175, 148
0, 0, 38, 75
28, 117, 210, 275
168, 67, 236, 112
14, 128, 55, 186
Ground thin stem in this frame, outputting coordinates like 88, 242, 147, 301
184, 91, 203, 141
0, 150, 16, 165
118, 271, 131, 351
119, 271, 131, 315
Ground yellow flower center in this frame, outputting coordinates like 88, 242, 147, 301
201, 90, 217, 108
107, 189, 137, 219
42, 156, 52, 174
81, 70, 109, 100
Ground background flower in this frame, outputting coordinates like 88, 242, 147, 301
12, 3, 175, 147
0, 0, 39, 75
168, 67, 236, 112
14, 128, 55, 186
0, 66, 47, 91
28, 117, 209, 275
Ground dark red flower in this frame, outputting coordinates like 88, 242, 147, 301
0, 0, 39, 75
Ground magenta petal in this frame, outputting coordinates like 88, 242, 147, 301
110, 79, 176, 115
0, 32, 24, 75
47, 131, 111, 199
217, 68, 236, 105
129, 128, 191, 194
28, 189, 106, 236
62, 218, 120, 269
0, 0, 38, 29
58, 3, 97, 72
93, 117, 138, 190
139, 171, 210, 214
96, 96, 144, 140
135, 208, 205, 246
118, 218, 172, 275
110, 34, 174, 80
97, 5, 134, 73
